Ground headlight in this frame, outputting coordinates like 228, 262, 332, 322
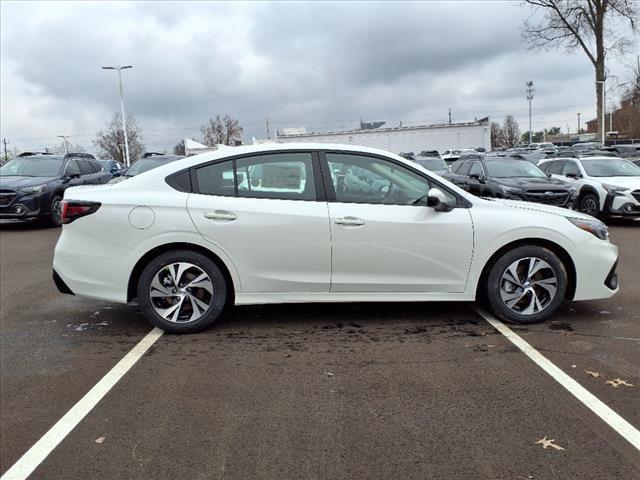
602, 183, 629, 195
500, 184, 524, 194
18, 183, 48, 194
566, 217, 609, 240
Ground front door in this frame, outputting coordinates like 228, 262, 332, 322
322, 152, 474, 293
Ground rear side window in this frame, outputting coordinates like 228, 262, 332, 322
196, 161, 235, 197
195, 152, 316, 201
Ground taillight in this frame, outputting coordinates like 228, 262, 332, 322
61, 201, 101, 224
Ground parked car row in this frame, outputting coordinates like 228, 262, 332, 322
0, 152, 183, 226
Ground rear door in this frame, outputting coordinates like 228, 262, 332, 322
187, 151, 331, 294
321, 152, 473, 293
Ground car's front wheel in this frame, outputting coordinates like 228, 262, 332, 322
137, 250, 228, 333
485, 245, 567, 324
46, 195, 63, 227
579, 193, 600, 218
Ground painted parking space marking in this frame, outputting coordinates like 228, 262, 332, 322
1, 328, 164, 480
473, 305, 640, 452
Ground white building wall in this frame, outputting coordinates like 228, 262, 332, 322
275, 122, 491, 154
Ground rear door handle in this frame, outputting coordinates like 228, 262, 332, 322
334, 216, 365, 226
204, 210, 237, 221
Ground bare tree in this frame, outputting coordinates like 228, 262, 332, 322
201, 114, 243, 146
490, 121, 503, 148
222, 115, 243, 145
94, 112, 145, 162
173, 139, 186, 156
52, 141, 85, 155
502, 115, 521, 148
521, 0, 639, 139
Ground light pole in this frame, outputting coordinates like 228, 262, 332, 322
102, 65, 133, 166
577, 113, 581, 134
57, 135, 70, 155
526, 81, 534, 144
595, 80, 605, 145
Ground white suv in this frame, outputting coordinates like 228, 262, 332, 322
539, 156, 640, 218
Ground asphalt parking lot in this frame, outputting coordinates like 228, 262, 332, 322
0, 219, 638, 479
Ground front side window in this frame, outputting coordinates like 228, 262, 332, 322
65, 160, 81, 176
325, 153, 432, 205
78, 159, 94, 175
195, 152, 316, 201
562, 161, 580, 177
547, 160, 565, 175
469, 162, 484, 177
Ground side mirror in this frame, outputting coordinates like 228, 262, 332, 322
566, 172, 580, 179
469, 173, 486, 184
427, 188, 453, 212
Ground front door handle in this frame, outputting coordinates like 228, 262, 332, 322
204, 210, 237, 221
334, 216, 365, 226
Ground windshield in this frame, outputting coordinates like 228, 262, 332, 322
484, 158, 548, 178
416, 159, 448, 170
581, 158, 640, 177
125, 158, 177, 176
0, 157, 64, 177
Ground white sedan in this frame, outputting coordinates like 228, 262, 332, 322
53, 143, 619, 333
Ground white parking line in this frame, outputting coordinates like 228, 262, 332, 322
473, 306, 640, 452
1, 327, 164, 480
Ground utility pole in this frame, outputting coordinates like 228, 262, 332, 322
448, 108, 452, 125
266, 117, 270, 140
2, 138, 8, 161
57, 135, 70, 154
526, 81, 534, 144
102, 65, 133, 166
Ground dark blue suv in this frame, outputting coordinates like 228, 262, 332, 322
0, 153, 112, 226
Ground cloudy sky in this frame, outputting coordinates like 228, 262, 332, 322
1, 1, 636, 154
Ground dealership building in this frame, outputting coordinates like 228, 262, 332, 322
274, 117, 491, 153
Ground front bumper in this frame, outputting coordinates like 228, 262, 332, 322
572, 238, 619, 301
603, 192, 640, 217
0, 193, 44, 219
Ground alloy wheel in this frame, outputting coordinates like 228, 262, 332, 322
580, 197, 598, 217
499, 257, 558, 316
149, 262, 214, 323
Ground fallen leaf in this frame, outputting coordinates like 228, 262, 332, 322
94, 436, 106, 444
606, 378, 634, 388
534, 436, 565, 451
324, 372, 335, 377
585, 370, 600, 378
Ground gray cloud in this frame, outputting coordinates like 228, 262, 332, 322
0, 1, 634, 153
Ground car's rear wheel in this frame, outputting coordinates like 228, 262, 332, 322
46, 195, 63, 227
485, 245, 567, 324
137, 250, 228, 333
579, 193, 600, 218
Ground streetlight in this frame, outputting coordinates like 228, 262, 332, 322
595, 80, 605, 145
526, 81, 534, 144
102, 65, 133, 166
577, 113, 581, 134
57, 135, 70, 155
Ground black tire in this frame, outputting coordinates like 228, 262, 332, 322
579, 193, 600, 218
485, 245, 567, 325
46, 195, 63, 227
137, 250, 228, 333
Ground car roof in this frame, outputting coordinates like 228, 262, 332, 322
17, 154, 64, 160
